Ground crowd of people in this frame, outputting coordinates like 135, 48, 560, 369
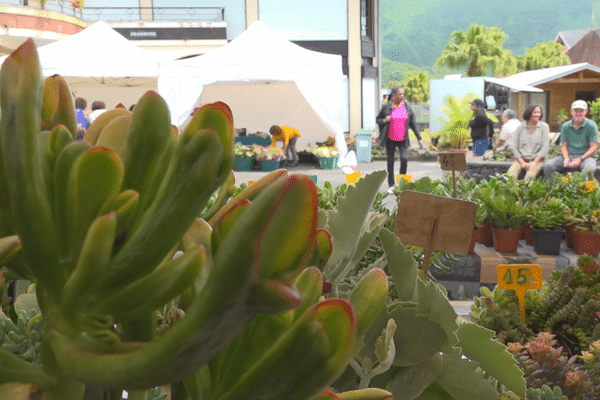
376, 88, 599, 186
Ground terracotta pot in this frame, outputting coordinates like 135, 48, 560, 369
564, 225, 575, 248
572, 230, 600, 256
478, 222, 494, 247
492, 227, 522, 253
522, 222, 534, 245
468, 227, 481, 254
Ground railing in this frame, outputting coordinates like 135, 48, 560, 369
0, 2, 225, 23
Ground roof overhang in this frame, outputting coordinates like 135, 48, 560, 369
483, 77, 543, 93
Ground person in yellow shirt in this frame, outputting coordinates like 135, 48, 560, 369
270, 125, 301, 167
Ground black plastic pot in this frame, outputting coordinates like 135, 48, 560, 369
532, 227, 564, 255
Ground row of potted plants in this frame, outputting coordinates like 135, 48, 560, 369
233, 143, 285, 171
395, 171, 600, 256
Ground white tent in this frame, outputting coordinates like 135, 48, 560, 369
14, 21, 159, 109
158, 21, 347, 161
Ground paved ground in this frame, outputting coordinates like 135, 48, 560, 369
232, 158, 445, 190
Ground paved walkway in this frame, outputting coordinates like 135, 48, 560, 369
232, 158, 445, 191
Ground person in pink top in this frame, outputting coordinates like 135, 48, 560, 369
376, 86, 424, 192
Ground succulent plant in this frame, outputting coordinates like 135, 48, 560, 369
0, 39, 363, 400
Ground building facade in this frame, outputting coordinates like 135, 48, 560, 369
0, 0, 380, 136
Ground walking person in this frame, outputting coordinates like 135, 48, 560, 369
507, 104, 549, 182
543, 100, 599, 179
376, 86, 424, 192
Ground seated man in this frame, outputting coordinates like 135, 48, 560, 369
543, 100, 599, 179
495, 109, 520, 152
270, 125, 301, 167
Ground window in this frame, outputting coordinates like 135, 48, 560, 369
360, 0, 373, 39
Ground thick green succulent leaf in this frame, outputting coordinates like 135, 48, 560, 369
98, 189, 139, 236
61, 212, 117, 324
0, 235, 21, 265
53, 141, 91, 258
0, 38, 62, 295
434, 353, 499, 400
255, 174, 318, 280
388, 304, 446, 367
323, 171, 387, 285
49, 174, 318, 389
83, 108, 131, 146
456, 323, 526, 398
96, 124, 232, 291
0, 347, 56, 390
385, 353, 443, 400
347, 268, 388, 341
217, 299, 356, 400
92, 246, 205, 322
95, 115, 131, 160
42, 75, 77, 137
65, 147, 124, 262
379, 228, 417, 302
211, 199, 250, 256
181, 218, 213, 255
120, 90, 174, 220
208, 169, 288, 227
291, 266, 323, 322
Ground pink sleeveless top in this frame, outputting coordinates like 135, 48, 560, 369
389, 103, 408, 141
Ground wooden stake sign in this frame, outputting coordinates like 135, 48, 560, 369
395, 190, 476, 277
439, 152, 467, 198
497, 264, 543, 323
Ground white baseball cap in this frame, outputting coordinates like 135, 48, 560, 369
571, 100, 588, 110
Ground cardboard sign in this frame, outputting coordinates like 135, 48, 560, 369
497, 264, 543, 323
394, 191, 476, 255
439, 152, 467, 171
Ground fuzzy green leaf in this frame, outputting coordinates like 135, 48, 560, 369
456, 323, 526, 398
385, 352, 443, 399
323, 170, 387, 286
379, 228, 418, 302
434, 353, 499, 400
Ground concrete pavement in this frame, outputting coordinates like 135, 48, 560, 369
231, 158, 445, 191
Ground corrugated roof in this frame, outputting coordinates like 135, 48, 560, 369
554, 29, 593, 48
495, 63, 600, 91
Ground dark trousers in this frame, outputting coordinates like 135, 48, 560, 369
386, 138, 408, 186
286, 136, 298, 165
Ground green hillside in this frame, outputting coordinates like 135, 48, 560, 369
380, 0, 597, 69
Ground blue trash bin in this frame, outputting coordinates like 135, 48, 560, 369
355, 130, 373, 163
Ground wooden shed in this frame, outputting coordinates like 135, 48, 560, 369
496, 63, 600, 130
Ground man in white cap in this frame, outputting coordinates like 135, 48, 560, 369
543, 100, 599, 179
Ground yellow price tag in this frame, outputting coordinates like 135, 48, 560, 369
396, 174, 412, 183
497, 264, 543, 323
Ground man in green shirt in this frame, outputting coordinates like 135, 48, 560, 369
543, 100, 599, 179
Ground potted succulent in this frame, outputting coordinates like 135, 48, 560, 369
483, 194, 527, 253
529, 198, 565, 255
565, 199, 600, 256
233, 142, 257, 171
